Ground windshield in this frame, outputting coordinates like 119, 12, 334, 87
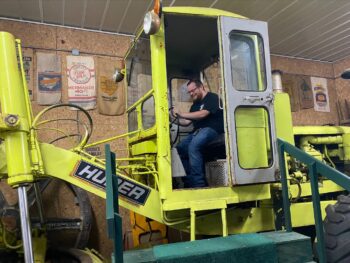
126, 35, 152, 108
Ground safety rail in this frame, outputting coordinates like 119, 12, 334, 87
278, 138, 350, 263
105, 144, 124, 263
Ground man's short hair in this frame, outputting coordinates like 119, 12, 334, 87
187, 79, 203, 88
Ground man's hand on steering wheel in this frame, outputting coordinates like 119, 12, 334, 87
170, 107, 179, 119
169, 107, 180, 146
169, 107, 177, 124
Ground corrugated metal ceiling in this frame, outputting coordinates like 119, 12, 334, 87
0, 0, 349, 63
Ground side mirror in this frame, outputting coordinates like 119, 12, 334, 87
113, 68, 125, 83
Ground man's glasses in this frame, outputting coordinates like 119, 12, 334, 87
187, 86, 199, 94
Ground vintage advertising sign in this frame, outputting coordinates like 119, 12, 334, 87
98, 76, 125, 116
299, 77, 314, 109
71, 160, 150, 206
281, 74, 314, 111
36, 53, 62, 105
311, 77, 330, 112
67, 56, 96, 110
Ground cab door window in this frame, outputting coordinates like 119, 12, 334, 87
229, 32, 266, 92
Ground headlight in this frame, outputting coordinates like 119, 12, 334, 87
143, 11, 160, 35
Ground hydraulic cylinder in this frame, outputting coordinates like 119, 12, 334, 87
0, 32, 33, 185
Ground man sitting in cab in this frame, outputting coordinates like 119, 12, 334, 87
172, 79, 224, 188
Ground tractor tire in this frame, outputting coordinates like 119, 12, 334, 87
41, 183, 92, 249
0, 179, 93, 250
35, 180, 92, 249
324, 194, 350, 262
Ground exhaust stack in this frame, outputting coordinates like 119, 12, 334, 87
272, 69, 283, 93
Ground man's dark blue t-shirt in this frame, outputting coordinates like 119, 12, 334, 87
190, 92, 224, 134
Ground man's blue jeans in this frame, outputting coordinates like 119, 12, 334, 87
176, 127, 218, 188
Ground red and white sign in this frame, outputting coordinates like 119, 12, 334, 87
67, 56, 96, 110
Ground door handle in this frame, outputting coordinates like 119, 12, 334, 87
219, 86, 223, 110
265, 94, 274, 105
243, 95, 261, 103
242, 94, 274, 104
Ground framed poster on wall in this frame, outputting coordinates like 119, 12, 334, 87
311, 77, 330, 112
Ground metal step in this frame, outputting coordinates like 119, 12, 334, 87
123, 231, 313, 263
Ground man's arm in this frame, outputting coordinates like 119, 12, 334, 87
171, 108, 210, 126
176, 118, 192, 126
171, 108, 192, 126
177, 110, 210, 120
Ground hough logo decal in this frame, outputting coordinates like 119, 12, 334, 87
72, 161, 150, 205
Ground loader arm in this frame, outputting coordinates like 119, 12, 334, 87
38, 142, 164, 223
0, 140, 164, 223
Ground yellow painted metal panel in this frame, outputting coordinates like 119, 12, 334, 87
163, 7, 246, 19
189, 199, 227, 211
168, 200, 336, 235
235, 108, 268, 169
163, 184, 270, 211
294, 126, 350, 135
131, 140, 157, 155
0, 142, 6, 174
150, 20, 172, 200
291, 201, 335, 227
171, 207, 275, 235
288, 180, 344, 198
274, 93, 295, 144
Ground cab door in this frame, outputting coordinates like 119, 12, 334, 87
220, 16, 278, 185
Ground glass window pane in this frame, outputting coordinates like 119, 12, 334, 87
128, 109, 138, 134
229, 32, 266, 91
142, 96, 155, 130
203, 61, 222, 94
126, 35, 152, 108
170, 78, 192, 113
235, 107, 272, 169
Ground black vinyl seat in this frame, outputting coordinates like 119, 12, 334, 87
203, 133, 226, 161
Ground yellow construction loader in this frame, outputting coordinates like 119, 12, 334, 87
0, 2, 349, 262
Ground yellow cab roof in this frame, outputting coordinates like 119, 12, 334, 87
163, 6, 247, 19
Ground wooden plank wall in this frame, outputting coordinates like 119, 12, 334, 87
333, 57, 350, 124
271, 55, 338, 126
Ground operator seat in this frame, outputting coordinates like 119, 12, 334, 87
203, 133, 226, 161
